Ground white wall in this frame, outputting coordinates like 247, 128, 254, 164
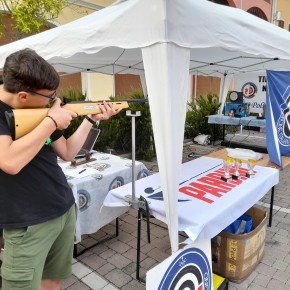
81, 72, 114, 100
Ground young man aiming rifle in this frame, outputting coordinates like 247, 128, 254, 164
0, 48, 121, 290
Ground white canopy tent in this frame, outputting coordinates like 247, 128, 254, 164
1, 0, 290, 253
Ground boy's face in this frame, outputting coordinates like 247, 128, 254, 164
20, 89, 56, 108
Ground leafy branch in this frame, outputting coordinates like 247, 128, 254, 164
0, 0, 67, 38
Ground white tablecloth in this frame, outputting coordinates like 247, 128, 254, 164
59, 151, 150, 242
104, 156, 278, 243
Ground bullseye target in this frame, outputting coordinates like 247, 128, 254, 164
137, 168, 151, 179
77, 189, 91, 211
242, 82, 257, 99
108, 176, 124, 190
158, 248, 211, 290
169, 266, 202, 290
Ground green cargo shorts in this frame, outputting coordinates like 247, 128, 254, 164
1, 204, 76, 290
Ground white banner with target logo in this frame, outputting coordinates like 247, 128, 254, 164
146, 241, 213, 290
233, 72, 266, 114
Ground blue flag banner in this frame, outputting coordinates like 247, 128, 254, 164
266, 70, 290, 169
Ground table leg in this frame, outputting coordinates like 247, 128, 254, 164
73, 244, 78, 258
212, 124, 216, 146
73, 218, 120, 258
136, 210, 145, 283
136, 209, 141, 281
116, 217, 119, 236
269, 186, 275, 227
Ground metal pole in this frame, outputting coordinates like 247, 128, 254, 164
126, 110, 141, 209
126, 110, 145, 282
272, 0, 277, 23
218, 73, 227, 114
132, 113, 136, 201
136, 209, 142, 280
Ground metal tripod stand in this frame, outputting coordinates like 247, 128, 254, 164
125, 110, 151, 282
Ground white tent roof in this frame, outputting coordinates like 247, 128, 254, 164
1, 0, 290, 75
1, 0, 290, 253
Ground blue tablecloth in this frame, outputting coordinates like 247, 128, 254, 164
208, 115, 266, 128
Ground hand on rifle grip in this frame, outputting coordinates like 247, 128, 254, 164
90, 101, 122, 122
48, 98, 77, 130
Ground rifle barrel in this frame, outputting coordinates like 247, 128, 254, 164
123, 99, 148, 103
92, 99, 148, 103
62, 99, 148, 104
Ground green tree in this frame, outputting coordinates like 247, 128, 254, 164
185, 93, 222, 139
0, 0, 68, 38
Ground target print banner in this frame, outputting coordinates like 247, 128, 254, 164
58, 152, 150, 242
146, 241, 212, 290
266, 70, 290, 168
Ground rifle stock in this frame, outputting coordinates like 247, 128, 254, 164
5, 101, 129, 140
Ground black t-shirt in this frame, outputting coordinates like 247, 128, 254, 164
0, 100, 75, 229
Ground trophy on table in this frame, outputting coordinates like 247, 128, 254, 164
232, 158, 242, 180
221, 157, 233, 182
246, 159, 256, 178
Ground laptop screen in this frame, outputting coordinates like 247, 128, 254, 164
77, 128, 101, 156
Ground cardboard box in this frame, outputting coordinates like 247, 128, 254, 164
211, 206, 267, 283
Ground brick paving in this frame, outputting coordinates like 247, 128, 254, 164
59, 131, 290, 290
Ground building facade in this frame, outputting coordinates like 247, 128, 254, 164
0, 0, 142, 99
275, 0, 290, 30
56, 0, 142, 99
193, 0, 274, 99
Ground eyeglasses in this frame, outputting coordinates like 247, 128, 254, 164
27, 90, 57, 101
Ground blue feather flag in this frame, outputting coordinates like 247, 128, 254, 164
266, 70, 290, 169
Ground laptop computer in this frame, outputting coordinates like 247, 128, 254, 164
76, 128, 101, 158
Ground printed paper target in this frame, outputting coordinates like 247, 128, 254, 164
158, 248, 212, 290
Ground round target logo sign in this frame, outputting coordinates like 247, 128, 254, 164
241, 82, 257, 99
158, 248, 212, 290
77, 189, 91, 211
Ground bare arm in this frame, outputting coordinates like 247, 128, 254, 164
0, 118, 57, 174
52, 101, 122, 161
0, 98, 77, 174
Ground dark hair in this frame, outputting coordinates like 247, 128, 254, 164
3, 48, 59, 93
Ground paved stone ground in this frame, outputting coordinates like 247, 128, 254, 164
61, 130, 290, 290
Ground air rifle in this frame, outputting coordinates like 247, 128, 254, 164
5, 98, 147, 140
